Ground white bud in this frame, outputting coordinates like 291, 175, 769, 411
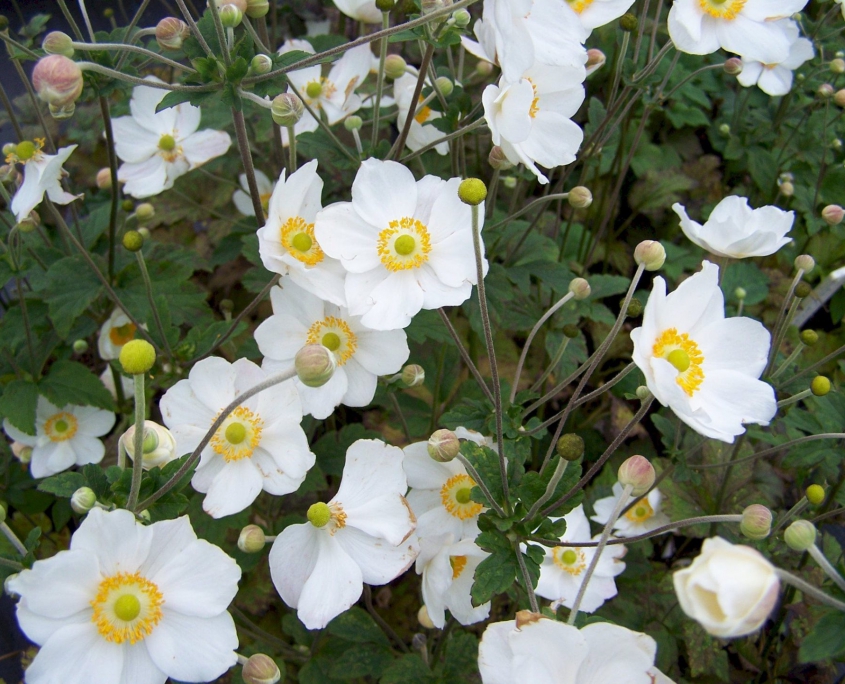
120, 420, 179, 469
238, 525, 267, 553
634, 240, 666, 271
70, 486, 97, 514
428, 429, 460, 462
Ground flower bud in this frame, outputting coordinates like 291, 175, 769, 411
635, 386, 651, 401
779, 181, 794, 197
811, 375, 831, 396
250, 54, 272, 75
794, 280, 812, 299
835, 89, 845, 108
435, 76, 454, 97
617, 455, 655, 496
784, 519, 816, 551
121, 420, 178, 469
568, 277, 590, 300
16, 211, 40, 233
421, 0, 453, 14
822, 204, 844, 226
344, 115, 363, 131
271, 93, 304, 127
740, 504, 772, 540
458, 178, 487, 206
475, 60, 493, 77
718, 123, 731, 137
238, 524, 267, 553
401, 364, 425, 387
791, 256, 814, 275
417, 605, 435, 629
806, 484, 825, 506
831, 58, 845, 74
734, 287, 747, 301
501, 176, 517, 189
246, 0, 270, 18
620, 12, 637, 31
219, 4, 243, 27
96, 167, 113, 190
295, 344, 336, 387
384, 54, 407, 80
723, 57, 743, 75
586, 49, 606, 72
817, 83, 834, 99
832, 138, 843, 152
120, 339, 156, 375
567, 186, 592, 209
243, 654, 281, 684
122, 199, 135, 212
452, 8, 471, 27
138, 227, 151, 240
32, 55, 83, 110
134, 203, 155, 221
556, 433, 584, 462
70, 487, 97, 514
42, 31, 74, 58
799, 329, 818, 346
220, 299, 235, 314
428, 428, 460, 462
123, 230, 144, 252
72, 339, 89, 354
562, 324, 579, 338
11, 442, 32, 464
209, 0, 247, 9
634, 240, 665, 271
488, 145, 513, 170
626, 297, 643, 318
156, 17, 190, 50
2, 142, 15, 157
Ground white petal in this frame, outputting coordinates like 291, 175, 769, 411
336, 526, 419, 585
181, 129, 231, 168
9, 550, 99, 619
25, 622, 125, 684
70, 508, 153, 576
202, 458, 265, 518
350, 158, 418, 230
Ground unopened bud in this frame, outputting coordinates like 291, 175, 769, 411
428, 428, 460, 462
835, 89, 845, 108
635, 386, 651, 401
417, 605, 435, 629
42, 31, 74, 58
806, 484, 825, 506
376, 0, 396, 10
11, 443, 32, 464
219, 4, 243, 27
784, 519, 817, 551
453, 8, 471, 27
271, 93, 304, 127
779, 181, 794, 197
627, 297, 643, 318
458, 178, 487, 206
220, 298, 235, 313
832, 138, 843, 151
123, 230, 144, 252
811, 375, 831, 396
295, 344, 336, 387
384, 54, 407, 80
831, 58, 845, 74
740, 504, 772, 540
243, 654, 281, 684
586, 49, 606, 72
120, 339, 156, 375
137, 227, 151, 240
402, 364, 425, 387
96, 167, 112, 190
822, 204, 844, 226
556, 433, 584, 462
135, 203, 155, 221
718, 123, 731, 137
121, 420, 178, 469
72, 339, 89, 354
245, 0, 270, 18
634, 240, 665, 271
250, 54, 272, 75
421, 0, 453, 14
435, 76, 454, 97
488, 145, 512, 170
2, 142, 15, 157
818, 83, 834, 99
122, 199, 135, 212
723, 57, 743, 75
344, 115, 363, 131
792, 255, 814, 274
156, 17, 190, 50
794, 281, 812, 299
734, 287, 747, 301
568, 277, 590, 300
799, 329, 818, 346
70, 487, 97, 514
620, 12, 637, 31
617, 455, 655, 496
568, 186, 592, 209
32, 55, 83, 110
238, 524, 267, 553
562, 324, 579, 338
475, 60, 493, 77
501, 176, 517, 189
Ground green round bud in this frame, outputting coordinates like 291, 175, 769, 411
635, 386, 651, 401
237, 524, 267, 553
620, 12, 637, 30
811, 376, 831, 396
104, 8, 114, 18
384, 54, 407, 80
822, 204, 844, 226
307, 502, 331, 527
723, 57, 743, 75
123, 230, 144, 252
72, 339, 89, 354
0, 16, 8, 31
794, 281, 812, 299
271, 93, 304, 127
245, 0, 270, 18
740, 504, 772, 540
219, 3, 243, 27
119, 339, 156, 375
135, 203, 155, 221
836, 89, 845, 108
626, 297, 643, 318
458, 178, 487, 206
800, 329, 818, 346
806, 484, 825, 506
567, 186, 592, 209
428, 428, 460, 462
2, 142, 15, 157
435, 76, 454, 97
42, 31, 75, 58
453, 8, 471, 27
718, 123, 731, 137
562, 324, 580, 339
401, 364, 425, 387
734, 287, 747, 300
70, 486, 97, 514
784, 519, 817, 552
634, 240, 665, 271
295, 344, 336, 387
568, 277, 590, 300
122, 199, 135, 212
617, 455, 655, 496
556, 433, 584, 462
794, 254, 815, 273
137, 227, 151, 240
242, 653, 282, 684
250, 54, 272, 75
375, 0, 396, 10
220, 299, 235, 313
344, 115, 363, 131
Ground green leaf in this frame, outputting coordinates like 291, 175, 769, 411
470, 547, 517, 606
328, 643, 393, 679
517, 456, 583, 518
156, 90, 197, 112
461, 441, 505, 508
39, 360, 115, 412
83, 464, 111, 500
37, 472, 86, 497
379, 654, 433, 684
0, 380, 40, 434
327, 607, 391, 646
799, 612, 845, 662
225, 56, 248, 83
42, 256, 103, 339
440, 631, 479, 684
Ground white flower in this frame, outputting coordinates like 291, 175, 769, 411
631, 260, 777, 443
403, 441, 485, 542
99, 367, 134, 402
269, 439, 418, 630
3, 397, 115, 479
254, 279, 409, 419
736, 20, 814, 96
454, 426, 496, 449
534, 504, 625, 613
478, 615, 675, 684
333, 0, 381, 23
159, 356, 315, 518
119, 420, 179, 470
98, 309, 141, 361
315, 159, 485, 330
8, 508, 240, 684
8, 141, 80, 222
255, 160, 347, 306
483, 61, 586, 184
394, 73, 448, 156
112, 77, 231, 198
674, 536, 780, 638
565, 0, 637, 31
667, 0, 808, 64
591, 482, 670, 538
233, 169, 275, 217
416, 535, 490, 628
672, 196, 794, 258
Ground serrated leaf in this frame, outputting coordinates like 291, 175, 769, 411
0, 380, 39, 434
327, 607, 391, 646
440, 631, 479, 684
470, 548, 517, 605
39, 360, 115, 412
37, 472, 86, 497
328, 643, 393, 679
799, 612, 845, 662
379, 654, 432, 684
83, 464, 111, 500
42, 256, 103, 339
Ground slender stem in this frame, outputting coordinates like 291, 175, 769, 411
77, 0, 96, 40
772, 498, 808, 535
399, 118, 487, 163
0, 556, 23, 570
389, 392, 412, 442
776, 569, 845, 612
174, 0, 214, 57
14, 277, 37, 378
777, 388, 813, 408
488, 192, 571, 236
285, 82, 359, 164
231, 107, 265, 224
0, 521, 27, 555
287, 125, 297, 171
205, 0, 231, 66
771, 343, 805, 381
0, 80, 24, 139
126, 374, 146, 511
607, 31, 629, 110
73, 41, 198, 73
135, 251, 174, 359
77, 62, 217, 92
807, 544, 845, 593
115, 0, 153, 71
529, 336, 571, 393
56, 0, 85, 41
437, 308, 494, 404
691, 433, 845, 470
709, 434, 746, 536
455, 454, 506, 518
522, 459, 568, 523
99, 97, 120, 282
660, 63, 725, 103
765, 269, 804, 377
783, 341, 845, 387
363, 585, 410, 653
242, 17, 270, 53
514, 540, 540, 613
390, 43, 434, 160
370, 12, 390, 149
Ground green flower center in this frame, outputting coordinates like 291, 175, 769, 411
158, 134, 176, 152
225, 422, 247, 445
394, 235, 416, 256
667, 348, 691, 373
291, 232, 313, 252
15, 141, 36, 161
561, 549, 578, 565
455, 487, 473, 504
54, 419, 69, 433
306, 81, 323, 99
307, 502, 331, 527
113, 594, 141, 622
321, 332, 341, 351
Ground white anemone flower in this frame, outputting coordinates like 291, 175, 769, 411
564, 0, 638, 31
254, 279, 409, 419
591, 483, 670, 538
8, 508, 240, 684
334, 0, 381, 23
159, 356, 315, 519
483, 61, 586, 184
112, 77, 231, 198
736, 20, 814, 97
3, 397, 115, 479
667, 0, 808, 64
98, 308, 141, 361
7, 140, 80, 222
269, 439, 418, 630
233, 169, 274, 217
534, 504, 625, 613
631, 261, 777, 443
479, 615, 676, 684
403, 441, 486, 542
394, 73, 448, 156
315, 159, 485, 330
255, 160, 347, 306
416, 535, 491, 628
672, 196, 794, 258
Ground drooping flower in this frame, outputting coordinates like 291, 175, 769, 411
735, 20, 814, 96
159, 356, 315, 518
534, 504, 626, 613
255, 160, 347, 306
315, 159, 485, 330
3, 397, 115, 479
672, 196, 794, 258
591, 482, 670, 538
98, 309, 141, 361
674, 537, 780, 638
254, 279, 409, 419
667, 0, 809, 64
112, 77, 231, 198
7, 140, 80, 222
394, 73, 448, 156
233, 169, 275, 217
8, 508, 241, 684
631, 260, 777, 442
483, 61, 586, 184
268, 439, 418, 630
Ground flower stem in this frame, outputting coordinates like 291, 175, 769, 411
126, 373, 146, 511
0, 555, 23, 571
807, 544, 845, 593
690, 433, 845, 470
522, 458, 568, 523
231, 106, 265, 224
370, 12, 390, 149
777, 388, 813, 408
390, 42, 434, 160
115, 0, 153, 71
770, 342, 805, 381
437, 308, 494, 404
135, 250, 174, 359
776, 568, 845, 612
455, 454, 506, 518
529, 336, 571, 394
0, 521, 27, 556
772, 497, 808, 534
72, 41, 198, 73
514, 539, 540, 613
765, 268, 805, 377
174, 0, 214, 57
287, 125, 297, 172
99, 97, 120, 282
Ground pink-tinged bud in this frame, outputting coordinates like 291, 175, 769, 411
567, 186, 592, 209
617, 455, 655, 495
817, 83, 834, 99
96, 167, 112, 190
835, 89, 845, 108
586, 49, 606, 73
428, 428, 460, 462
634, 240, 666, 271
740, 504, 772, 540
488, 145, 513, 170
568, 277, 590, 300
42, 31, 74, 58
723, 57, 743, 75
822, 204, 844, 226
295, 344, 336, 387
156, 17, 190, 50
32, 55, 83, 109
242, 653, 282, 684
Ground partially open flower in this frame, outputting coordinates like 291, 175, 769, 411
120, 420, 178, 470
32, 55, 83, 111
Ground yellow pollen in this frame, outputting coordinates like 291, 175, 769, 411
377, 217, 432, 272
210, 406, 263, 462
260, 192, 272, 213
440, 474, 484, 520
306, 316, 357, 365
450, 555, 468, 579
305, 77, 336, 105
280, 216, 324, 266
414, 97, 432, 124
91, 572, 163, 644
552, 547, 587, 576
157, 134, 182, 162
6, 138, 45, 165
526, 77, 540, 118
109, 321, 137, 346
625, 498, 655, 523
44, 412, 78, 442
652, 327, 705, 396
565, 0, 595, 13
698, 0, 746, 19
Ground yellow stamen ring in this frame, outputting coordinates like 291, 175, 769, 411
306, 316, 357, 365
440, 474, 483, 520
44, 412, 79, 442
377, 217, 432, 272
209, 405, 263, 462
698, 0, 746, 19
91, 571, 163, 644
552, 547, 587, 576
625, 498, 655, 523
652, 327, 705, 396
450, 555, 468, 579
280, 216, 324, 266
